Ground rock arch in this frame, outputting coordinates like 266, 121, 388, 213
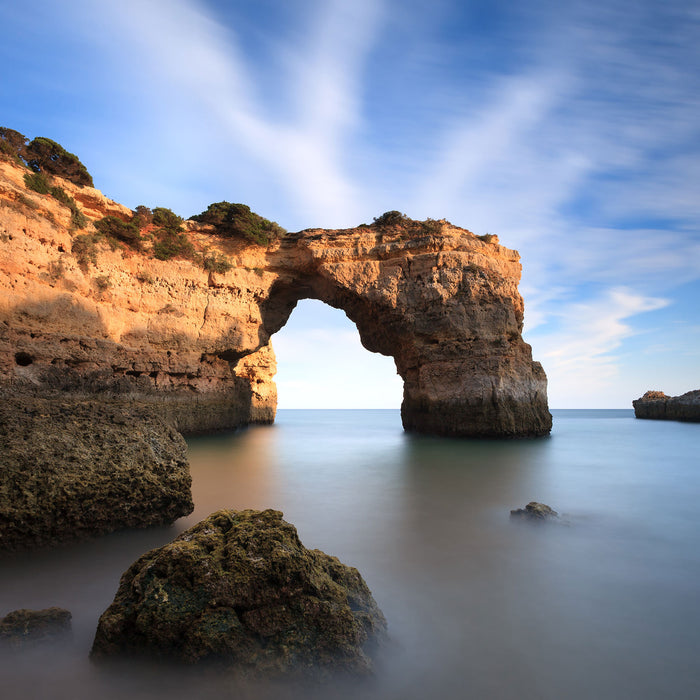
251, 226, 551, 437
0, 162, 551, 438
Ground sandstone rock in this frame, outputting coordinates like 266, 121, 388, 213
91, 509, 387, 678
0, 393, 193, 550
0, 157, 550, 437
633, 390, 700, 422
0, 607, 72, 648
510, 502, 559, 522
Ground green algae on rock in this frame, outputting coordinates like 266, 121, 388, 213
0, 394, 193, 550
91, 509, 387, 678
0, 607, 72, 648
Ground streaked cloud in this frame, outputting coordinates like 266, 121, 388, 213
2, 0, 698, 407
526, 288, 669, 406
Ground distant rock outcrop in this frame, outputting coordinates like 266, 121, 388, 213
91, 509, 387, 678
633, 390, 700, 422
0, 157, 550, 438
510, 502, 559, 522
0, 393, 193, 550
0, 607, 72, 648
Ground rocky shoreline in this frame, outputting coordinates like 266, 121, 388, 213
633, 390, 700, 423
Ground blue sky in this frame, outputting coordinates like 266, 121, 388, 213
2, 0, 699, 408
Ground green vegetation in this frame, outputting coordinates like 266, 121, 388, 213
149, 206, 194, 261
132, 205, 153, 228
191, 201, 286, 246
0, 127, 28, 163
23, 172, 87, 229
71, 234, 99, 271
421, 218, 443, 234
24, 171, 51, 194
25, 137, 93, 187
152, 207, 183, 230
95, 215, 142, 250
202, 251, 233, 274
1, 127, 94, 188
49, 185, 87, 230
372, 211, 449, 237
478, 233, 496, 243
94, 274, 111, 291
153, 232, 195, 261
372, 210, 411, 228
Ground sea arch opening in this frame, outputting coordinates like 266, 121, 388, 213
271, 299, 404, 410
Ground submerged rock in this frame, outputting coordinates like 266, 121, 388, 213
510, 502, 559, 522
0, 607, 72, 648
91, 509, 387, 678
0, 394, 194, 550
633, 390, 700, 422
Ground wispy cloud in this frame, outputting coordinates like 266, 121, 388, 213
80, 0, 385, 226
526, 288, 669, 406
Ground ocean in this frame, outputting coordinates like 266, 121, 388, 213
1, 409, 699, 699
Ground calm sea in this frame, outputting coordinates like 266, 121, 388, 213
1, 409, 699, 699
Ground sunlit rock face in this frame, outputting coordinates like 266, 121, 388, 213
0, 159, 551, 437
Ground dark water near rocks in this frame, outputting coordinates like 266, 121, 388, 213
2, 409, 700, 699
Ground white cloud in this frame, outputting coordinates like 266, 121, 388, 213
81, 0, 385, 227
525, 288, 669, 407
273, 327, 403, 409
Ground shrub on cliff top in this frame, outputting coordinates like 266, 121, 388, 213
191, 201, 286, 246
152, 207, 183, 231
372, 210, 411, 228
25, 137, 93, 188
132, 205, 153, 228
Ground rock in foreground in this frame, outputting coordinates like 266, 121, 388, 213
510, 502, 559, 522
91, 509, 387, 678
0, 607, 72, 648
633, 390, 700, 422
0, 394, 193, 550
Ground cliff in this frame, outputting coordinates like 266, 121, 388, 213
633, 390, 700, 422
0, 158, 551, 438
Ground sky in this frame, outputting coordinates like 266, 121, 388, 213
1, 0, 698, 408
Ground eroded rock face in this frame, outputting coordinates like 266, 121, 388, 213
91, 509, 387, 678
0, 393, 193, 550
0, 158, 551, 437
633, 390, 700, 422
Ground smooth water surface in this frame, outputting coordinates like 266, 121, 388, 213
1, 410, 699, 699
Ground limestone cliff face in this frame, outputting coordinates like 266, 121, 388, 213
0, 159, 551, 437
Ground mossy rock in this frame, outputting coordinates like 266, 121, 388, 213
91, 509, 387, 678
0, 395, 193, 550
0, 607, 72, 648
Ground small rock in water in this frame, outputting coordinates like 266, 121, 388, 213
91, 509, 387, 678
0, 607, 72, 648
510, 502, 559, 522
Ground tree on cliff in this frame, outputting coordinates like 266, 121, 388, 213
24, 137, 94, 187
0, 127, 28, 162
